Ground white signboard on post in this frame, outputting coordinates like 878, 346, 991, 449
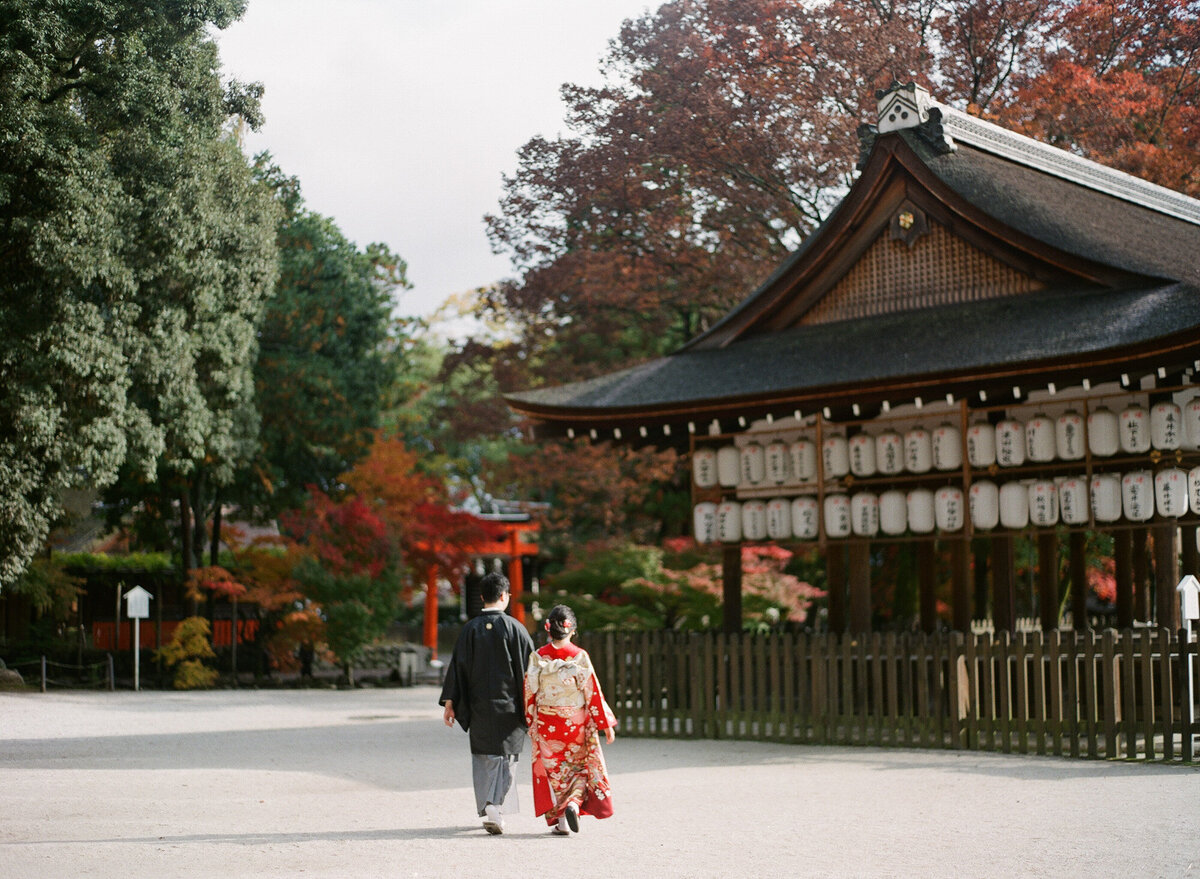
123, 586, 152, 691
1178, 575, 1200, 621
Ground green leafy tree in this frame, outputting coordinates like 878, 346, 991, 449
235, 159, 408, 520
0, 0, 277, 586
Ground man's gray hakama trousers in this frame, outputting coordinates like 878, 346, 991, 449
471, 754, 520, 816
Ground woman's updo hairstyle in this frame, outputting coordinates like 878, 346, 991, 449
546, 604, 577, 640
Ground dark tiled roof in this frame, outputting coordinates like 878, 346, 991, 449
507, 112, 1200, 425
921, 139, 1200, 285
507, 281, 1200, 414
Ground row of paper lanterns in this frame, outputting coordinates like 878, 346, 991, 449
693, 468, 1197, 543
692, 401, 1199, 488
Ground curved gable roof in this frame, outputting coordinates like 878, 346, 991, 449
506, 90, 1200, 443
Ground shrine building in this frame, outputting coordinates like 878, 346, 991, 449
505, 83, 1200, 636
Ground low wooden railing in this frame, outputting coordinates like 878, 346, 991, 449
586, 629, 1198, 762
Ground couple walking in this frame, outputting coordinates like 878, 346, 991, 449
438, 572, 616, 835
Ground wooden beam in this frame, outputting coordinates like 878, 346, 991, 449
848, 541, 871, 634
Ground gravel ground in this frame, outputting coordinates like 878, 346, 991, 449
1, 687, 1196, 879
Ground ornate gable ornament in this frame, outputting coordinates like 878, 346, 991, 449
858, 81, 955, 169
877, 81, 932, 133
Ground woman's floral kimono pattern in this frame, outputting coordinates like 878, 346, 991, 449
524, 642, 615, 824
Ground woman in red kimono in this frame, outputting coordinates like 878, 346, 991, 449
524, 604, 616, 835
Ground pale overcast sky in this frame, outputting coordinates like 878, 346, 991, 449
216, 0, 653, 319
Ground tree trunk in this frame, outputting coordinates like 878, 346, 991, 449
210, 493, 222, 566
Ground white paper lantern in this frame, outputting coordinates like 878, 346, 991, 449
692, 448, 718, 488
822, 435, 850, 479
875, 431, 905, 475
717, 446, 741, 487
824, 494, 852, 538
791, 496, 820, 540
968, 481, 1000, 530
790, 439, 817, 483
905, 427, 933, 474
848, 434, 877, 477
999, 482, 1030, 529
1088, 407, 1120, 457
742, 500, 768, 540
906, 488, 935, 534
1121, 471, 1154, 521
1150, 401, 1183, 450
966, 422, 997, 468
1188, 466, 1200, 513
766, 498, 792, 540
1090, 473, 1122, 522
765, 441, 791, 485
932, 423, 963, 471
1025, 414, 1057, 463
1028, 480, 1059, 526
1058, 477, 1089, 525
851, 492, 880, 537
740, 443, 766, 485
879, 490, 908, 536
1119, 405, 1150, 454
717, 500, 743, 542
693, 502, 718, 544
995, 419, 1027, 467
1183, 398, 1200, 448
1154, 468, 1188, 518
1055, 411, 1086, 461
935, 486, 965, 532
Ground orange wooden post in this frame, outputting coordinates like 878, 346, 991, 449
508, 529, 525, 624
423, 565, 439, 659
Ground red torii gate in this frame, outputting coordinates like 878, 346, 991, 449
421, 515, 539, 658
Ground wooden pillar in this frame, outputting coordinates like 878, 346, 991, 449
950, 538, 971, 632
423, 566, 439, 659
1132, 527, 1151, 622
918, 541, 936, 634
1069, 531, 1087, 631
1182, 524, 1198, 578
1114, 529, 1133, 629
722, 545, 743, 634
507, 532, 526, 626
972, 539, 989, 628
992, 535, 1016, 634
848, 541, 871, 634
1153, 523, 1180, 630
826, 543, 847, 635
1037, 531, 1059, 632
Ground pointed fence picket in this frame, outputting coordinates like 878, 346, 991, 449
584, 628, 1198, 763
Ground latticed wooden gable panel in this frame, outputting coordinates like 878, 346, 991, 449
799, 220, 1043, 326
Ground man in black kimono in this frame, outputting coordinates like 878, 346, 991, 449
439, 571, 534, 834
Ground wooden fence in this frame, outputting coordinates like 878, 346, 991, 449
586, 628, 1199, 763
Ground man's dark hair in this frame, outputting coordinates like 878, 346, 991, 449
479, 571, 510, 605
